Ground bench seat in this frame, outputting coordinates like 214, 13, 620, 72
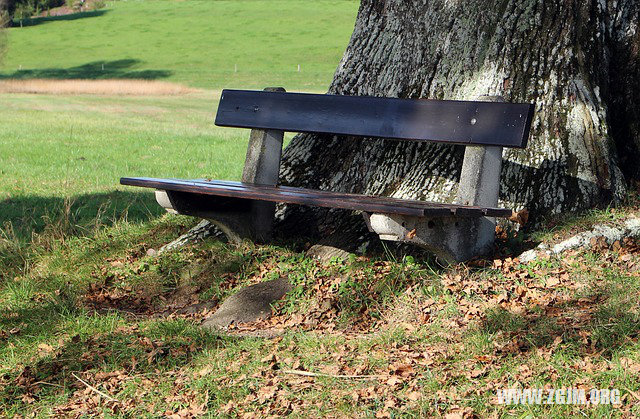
120, 177, 513, 218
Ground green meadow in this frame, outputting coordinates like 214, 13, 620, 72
0, 92, 248, 240
2, 1, 640, 417
2, 0, 359, 90
0, 0, 358, 241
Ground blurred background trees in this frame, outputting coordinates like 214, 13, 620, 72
0, 0, 7, 63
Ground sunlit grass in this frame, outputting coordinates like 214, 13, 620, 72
1, 0, 359, 91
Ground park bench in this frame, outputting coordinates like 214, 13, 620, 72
121, 88, 534, 262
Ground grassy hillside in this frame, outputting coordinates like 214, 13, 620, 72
1, 92, 639, 417
0, 0, 356, 242
2, 176, 640, 416
1, 0, 359, 90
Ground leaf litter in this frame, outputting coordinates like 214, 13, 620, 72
3, 230, 640, 416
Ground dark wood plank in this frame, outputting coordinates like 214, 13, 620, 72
204, 179, 488, 215
215, 90, 534, 148
120, 177, 513, 218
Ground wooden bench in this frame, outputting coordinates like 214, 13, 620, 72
121, 88, 534, 262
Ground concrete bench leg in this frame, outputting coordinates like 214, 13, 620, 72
365, 95, 505, 262
363, 213, 493, 263
241, 124, 285, 241
154, 190, 253, 243
236, 87, 286, 241
155, 87, 286, 243
364, 146, 502, 262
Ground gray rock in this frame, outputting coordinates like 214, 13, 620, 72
626, 217, 640, 235
519, 249, 538, 263
305, 232, 356, 264
201, 277, 292, 330
306, 244, 351, 263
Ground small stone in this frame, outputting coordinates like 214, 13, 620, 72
306, 244, 350, 263
146, 248, 157, 257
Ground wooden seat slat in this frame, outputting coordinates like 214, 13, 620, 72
120, 177, 513, 218
202, 179, 495, 215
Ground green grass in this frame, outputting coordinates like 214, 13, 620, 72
2, 100, 640, 417
1, 0, 359, 90
0, 92, 256, 243
2, 209, 640, 416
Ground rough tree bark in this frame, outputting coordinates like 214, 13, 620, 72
278, 0, 640, 238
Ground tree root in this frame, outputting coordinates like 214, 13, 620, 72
519, 216, 640, 263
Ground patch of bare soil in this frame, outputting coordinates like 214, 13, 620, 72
83, 249, 221, 322
36, 5, 75, 17
0, 79, 199, 96
83, 279, 219, 322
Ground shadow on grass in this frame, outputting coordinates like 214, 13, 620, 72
0, 190, 169, 280
480, 285, 640, 357
0, 59, 172, 80
11, 10, 108, 27
1, 190, 164, 242
0, 299, 226, 407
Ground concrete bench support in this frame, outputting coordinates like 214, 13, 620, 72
364, 96, 505, 262
239, 87, 286, 240
154, 87, 286, 243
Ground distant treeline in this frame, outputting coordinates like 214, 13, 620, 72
1, 0, 83, 24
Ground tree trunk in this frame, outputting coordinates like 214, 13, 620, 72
278, 0, 639, 237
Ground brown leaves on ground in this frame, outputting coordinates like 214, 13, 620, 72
509, 208, 529, 226
217, 340, 437, 417
83, 247, 224, 321
6, 324, 211, 417
52, 369, 208, 418
7, 234, 640, 417
209, 238, 640, 416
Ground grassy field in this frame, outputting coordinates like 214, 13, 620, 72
0, 91, 256, 242
1, 0, 359, 90
2, 0, 640, 417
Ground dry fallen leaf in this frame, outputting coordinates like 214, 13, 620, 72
390, 363, 414, 378
546, 277, 560, 287
407, 391, 422, 401
509, 208, 529, 226
198, 365, 214, 377
37, 342, 55, 356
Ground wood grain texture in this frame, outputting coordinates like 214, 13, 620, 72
120, 177, 513, 218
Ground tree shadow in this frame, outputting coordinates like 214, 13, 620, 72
0, 59, 172, 80
12, 10, 108, 27
0, 299, 227, 408
1, 190, 164, 243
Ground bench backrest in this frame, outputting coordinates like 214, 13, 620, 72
215, 89, 534, 148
